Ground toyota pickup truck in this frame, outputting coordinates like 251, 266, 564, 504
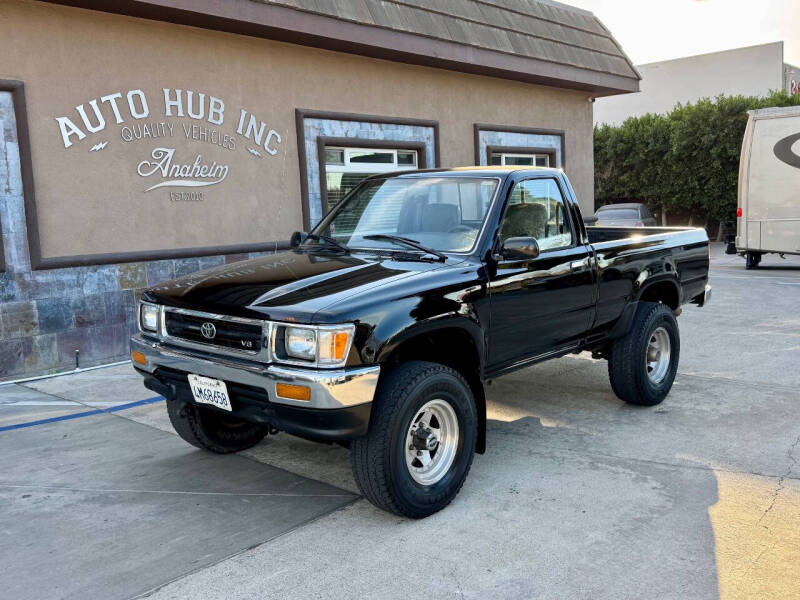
131, 167, 711, 518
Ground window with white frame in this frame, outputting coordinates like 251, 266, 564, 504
490, 152, 550, 167
324, 147, 418, 209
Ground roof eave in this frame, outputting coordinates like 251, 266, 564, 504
43, 0, 640, 96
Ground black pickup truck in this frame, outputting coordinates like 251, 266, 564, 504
131, 167, 711, 518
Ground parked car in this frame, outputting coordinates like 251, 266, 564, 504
736, 106, 800, 268
594, 203, 657, 226
131, 168, 711, 518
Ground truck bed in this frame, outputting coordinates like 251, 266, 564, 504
586, 226, 698, 244
585, 225, 710, 324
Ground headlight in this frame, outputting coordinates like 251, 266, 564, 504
139, 303, 159, 333
276, 324, 354, 366
285, 327, 316, 360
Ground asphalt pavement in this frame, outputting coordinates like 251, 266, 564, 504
1, 243, 798, 600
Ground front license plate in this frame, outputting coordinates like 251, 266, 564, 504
187, 374, 232, 412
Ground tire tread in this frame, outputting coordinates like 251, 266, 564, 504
350, 361, 475, 518
608, 302, 680, 406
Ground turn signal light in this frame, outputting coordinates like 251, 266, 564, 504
131, 351, 147, 366
276, 383, 311, 402
333, 332, 349, 361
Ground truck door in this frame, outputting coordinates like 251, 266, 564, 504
487, 176, 595, 370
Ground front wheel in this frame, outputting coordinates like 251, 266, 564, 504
608, 302, 680, 406
350, 361, 477, 518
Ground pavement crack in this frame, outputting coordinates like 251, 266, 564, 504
744, 539, 779, 580
488, 441, 800, 483
17, 385, 84, 405
134, 496, 363, 600
756, 432, 800, 528
676, 372, 800, 394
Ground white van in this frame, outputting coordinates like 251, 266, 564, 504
736, 106, 800, 268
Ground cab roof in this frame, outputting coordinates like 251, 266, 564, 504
368, 166, 566, 180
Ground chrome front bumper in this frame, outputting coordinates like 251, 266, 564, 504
130, 334, 380, 410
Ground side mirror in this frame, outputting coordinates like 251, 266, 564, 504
500, 237, 540, 260
290, 231, 308, 248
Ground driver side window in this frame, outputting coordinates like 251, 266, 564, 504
499, 178, 573, 252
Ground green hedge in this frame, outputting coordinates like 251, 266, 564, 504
594, 90, 800, 225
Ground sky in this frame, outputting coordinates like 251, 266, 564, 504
564, 0, 800, 66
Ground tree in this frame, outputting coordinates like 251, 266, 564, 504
594, 90, 800, 227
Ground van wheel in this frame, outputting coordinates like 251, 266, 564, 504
166, 397, 268, 453
608, 302, 680, 406
351, 361, 477, 518
745, 251, 761, 269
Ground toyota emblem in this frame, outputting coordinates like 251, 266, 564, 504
200, 322, 217, 340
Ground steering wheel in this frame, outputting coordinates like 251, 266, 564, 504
448, 225, 474, 234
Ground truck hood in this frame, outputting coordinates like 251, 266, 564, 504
142, 249, 452, 322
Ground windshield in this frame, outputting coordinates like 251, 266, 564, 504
312, 176, 500, 253
597, 208, 639, 220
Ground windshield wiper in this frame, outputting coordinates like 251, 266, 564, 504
363, 234, 447, 262
305, 233, 349, 253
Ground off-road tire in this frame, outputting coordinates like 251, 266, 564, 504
745, 251, 761, 269
608, 302, 680, 406
166, 397, 267, 453
350, 361, 477, 518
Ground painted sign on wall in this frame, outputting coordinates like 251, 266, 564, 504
54, 88, 281, 198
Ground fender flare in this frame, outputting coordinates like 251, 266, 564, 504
608, 276, 681, 340
374, 315, 486, 371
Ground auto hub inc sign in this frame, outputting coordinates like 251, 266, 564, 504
54, 87, 282, 200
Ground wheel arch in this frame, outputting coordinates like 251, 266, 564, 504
636, 276, 681, 310
376, 319, 487, 454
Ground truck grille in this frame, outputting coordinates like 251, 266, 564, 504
164, 311, 263, 354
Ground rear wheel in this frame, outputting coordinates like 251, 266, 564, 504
608, 302, 680, 406
166, 397, 268, 453
351, 361, 477, 518
745, 251, 762, 269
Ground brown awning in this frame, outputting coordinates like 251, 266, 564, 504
43, 0, 640, 96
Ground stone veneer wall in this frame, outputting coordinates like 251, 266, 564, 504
0, 91, 271, 380
302, 117, 436, 226
476, 129, 563, 167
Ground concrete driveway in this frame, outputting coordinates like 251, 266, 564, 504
1, 244, 798, 599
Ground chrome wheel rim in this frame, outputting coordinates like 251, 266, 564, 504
646, 326, 671, 384
405, 399, 459, 486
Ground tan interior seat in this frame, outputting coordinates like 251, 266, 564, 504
500, 203, 548, 242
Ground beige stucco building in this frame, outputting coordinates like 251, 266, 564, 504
595, 42, 798, 126
0, 0, 638, 378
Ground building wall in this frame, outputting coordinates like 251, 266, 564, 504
594, 42, 786, 126
0, 89, 277, 377
0, 0, 595, 379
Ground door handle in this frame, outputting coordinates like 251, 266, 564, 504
570, 259, 587, 272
